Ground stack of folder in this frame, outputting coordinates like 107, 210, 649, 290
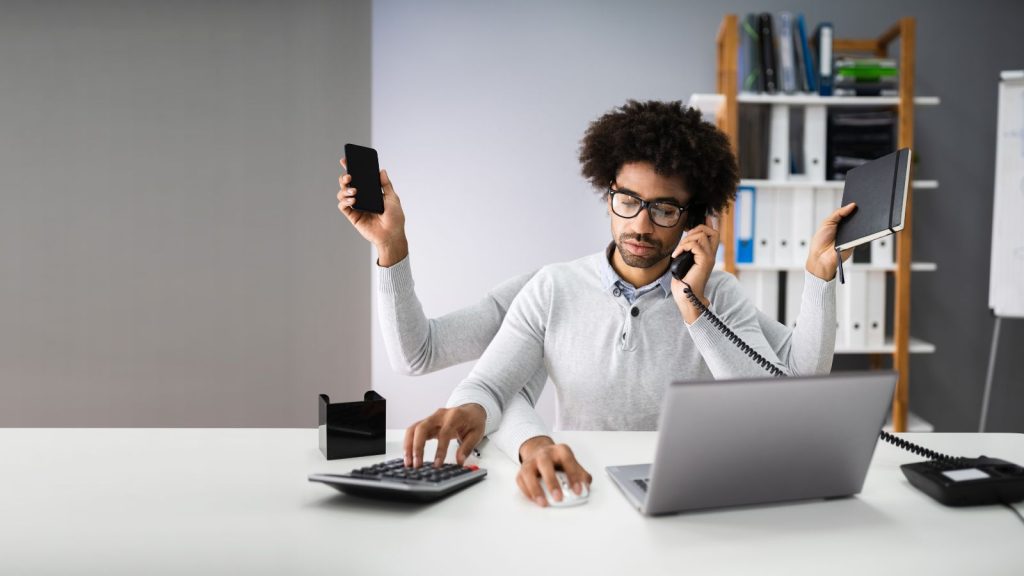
834, 58, 899, 97
737, 13, 830, 96
826, 109, 896, 180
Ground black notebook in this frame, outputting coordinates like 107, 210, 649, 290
835, 148, 912, 252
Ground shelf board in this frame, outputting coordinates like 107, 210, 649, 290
835, 337, 936, 355
739, 179, 938, 190
732, 262, 937, 272
736, 93, 940, 106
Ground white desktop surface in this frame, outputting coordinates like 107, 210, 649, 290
2, 429, 1021, 575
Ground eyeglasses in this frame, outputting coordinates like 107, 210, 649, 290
607, 186, 689, 228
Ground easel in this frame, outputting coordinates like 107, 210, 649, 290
981, 70, 1024, 432
979, 316, 1013, 432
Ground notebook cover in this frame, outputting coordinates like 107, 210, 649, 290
835, 148, 911, 251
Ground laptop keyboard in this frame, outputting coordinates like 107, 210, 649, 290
634, 478, 651, 492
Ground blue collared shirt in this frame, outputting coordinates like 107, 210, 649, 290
600, 243, 673, 304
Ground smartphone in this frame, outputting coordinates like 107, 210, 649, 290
344, 143, 384, 214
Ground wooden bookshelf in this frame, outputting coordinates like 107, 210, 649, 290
714, 15, 928, 432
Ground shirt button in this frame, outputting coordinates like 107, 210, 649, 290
631, 307, 639, 317
613, 288, 622, 297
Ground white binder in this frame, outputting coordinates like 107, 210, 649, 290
754, 186, 776, 265
739, 271, 780, 323
835, 280, 847, 350
774, 187, 794, 266
865, 271, 886, 348
840, 270, 868, 349
768, 105, 790, 180
790, 186, 815, 268
812, 186, 836, 230
870, 236, 894, 266
803, 105, 827, 181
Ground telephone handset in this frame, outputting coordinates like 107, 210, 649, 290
670, 248, 1024, 507
667, 203, 707, 283
669, 251, 696, 282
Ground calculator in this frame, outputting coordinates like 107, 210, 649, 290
309, 458, 487, 502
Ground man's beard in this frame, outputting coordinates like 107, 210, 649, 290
615, 233, 672, 269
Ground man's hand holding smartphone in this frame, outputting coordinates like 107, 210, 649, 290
337, 147, 408, 267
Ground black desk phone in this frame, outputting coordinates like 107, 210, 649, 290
902, 457, 1024, 506
669, 250, 1024, 508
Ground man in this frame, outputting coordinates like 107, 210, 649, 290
339, 100, 853, 507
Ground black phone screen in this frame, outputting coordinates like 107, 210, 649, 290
344, 143, 384, 214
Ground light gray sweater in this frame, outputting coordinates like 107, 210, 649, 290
378, 253, 836, 460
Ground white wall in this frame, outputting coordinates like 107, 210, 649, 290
370, 0, 719, 427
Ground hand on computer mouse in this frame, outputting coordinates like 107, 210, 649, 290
539, 471, 589, 508
516, 438, 592, 507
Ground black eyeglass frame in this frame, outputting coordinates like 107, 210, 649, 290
606, 186, 690, 228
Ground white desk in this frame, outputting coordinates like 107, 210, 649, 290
2, 429, 1022, 575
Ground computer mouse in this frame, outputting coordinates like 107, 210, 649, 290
540, 471, 589, 507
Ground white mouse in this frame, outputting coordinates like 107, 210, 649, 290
540, 471, 589, 507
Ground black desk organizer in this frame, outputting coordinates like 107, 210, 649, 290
318, 390, 386, 460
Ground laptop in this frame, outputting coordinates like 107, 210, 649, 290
606, 372, 896, 516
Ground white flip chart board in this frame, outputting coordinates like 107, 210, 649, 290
989, 71, 1024, 318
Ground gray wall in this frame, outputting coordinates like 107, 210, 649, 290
0, 0, 373, 426
372, 0, 1024, 432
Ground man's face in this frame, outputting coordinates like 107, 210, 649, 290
608, 162, 691, 270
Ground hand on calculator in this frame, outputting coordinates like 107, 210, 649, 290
403, 403, 487, 468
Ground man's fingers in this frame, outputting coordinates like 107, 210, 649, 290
515, 473, 529, 500
686, 224, 713, 237
411, 419, 437, 468
455, 428, 483, 466
339, 157, 348, 171
563, 460, 591, 495
684, 225, 717, 251
536, 457, 562, 504
433, 432, 452, 468
519, 461, 547, 507
675, 232, 699, 253
829, 202, 857, 223
403, 424, 416, 467
517, 465, 543, 506
550, 444, 588, 492
686, 231, 711, 257
339, 199, 359, 222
